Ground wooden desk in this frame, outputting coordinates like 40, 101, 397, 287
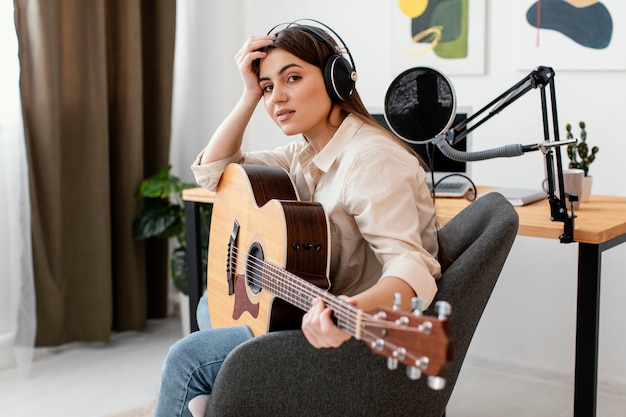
437, 190, 626, 244
183, 186, 626, 417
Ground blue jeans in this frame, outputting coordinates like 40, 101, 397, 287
154, 292, 253, 417
195, 291, 211, 331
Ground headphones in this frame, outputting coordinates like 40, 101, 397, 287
267, 19, 358, 102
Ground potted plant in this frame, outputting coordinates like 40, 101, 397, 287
566, 121, 599, 202
132, 165, 211, 329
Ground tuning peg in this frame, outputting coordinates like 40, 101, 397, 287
394, 347, 406, 360
417, 320, 433, 334
371, 338, 385, 351
373, 311, 387, 321
427, 376, 446, 390
387, 346, 408, 370
406, 366, 422, 380
411, 297, 426, 316
434, 301, 452, 320
393, 292, 402, 311
415, 356, 429, 371
395, 315, 410, 327
407, 355, 430, 381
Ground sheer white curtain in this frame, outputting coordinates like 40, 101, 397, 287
0, 2, 36, 376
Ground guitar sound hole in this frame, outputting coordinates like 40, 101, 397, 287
246, 242, 264, 294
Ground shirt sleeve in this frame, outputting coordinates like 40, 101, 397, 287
190, 142, 303, 191
342, 146, 441, 306
190, 149, 244, 191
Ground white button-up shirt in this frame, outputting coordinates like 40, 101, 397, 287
192, 114, 441, 306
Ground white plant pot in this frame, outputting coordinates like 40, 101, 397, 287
581, 176, 593, 202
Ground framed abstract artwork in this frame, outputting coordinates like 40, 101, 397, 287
513, 0, 625, 70
390, 0, 487, 75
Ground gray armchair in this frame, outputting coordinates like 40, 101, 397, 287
204, 192, 519, 417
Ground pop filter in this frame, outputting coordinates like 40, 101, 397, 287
383, 67, 456, 145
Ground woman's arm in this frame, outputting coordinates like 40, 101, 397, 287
199, 35, 275, 164
301, 145, 438, 350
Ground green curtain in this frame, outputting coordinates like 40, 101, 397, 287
14, 0, 176, 346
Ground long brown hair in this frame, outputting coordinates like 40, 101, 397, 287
254, 25, 426, 166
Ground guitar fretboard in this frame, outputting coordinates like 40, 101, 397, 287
241, 249, 363, 338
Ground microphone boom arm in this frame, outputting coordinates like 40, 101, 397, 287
447, 66, 554, 145
442, 66, 575, 243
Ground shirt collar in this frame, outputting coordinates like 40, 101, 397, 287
312, 114, 362, 173
297, 114, 363, 189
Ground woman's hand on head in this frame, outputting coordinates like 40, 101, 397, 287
235, 35, 275, 98
301, 297, 354, 349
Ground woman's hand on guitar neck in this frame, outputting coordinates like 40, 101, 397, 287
301, 297, 354, 349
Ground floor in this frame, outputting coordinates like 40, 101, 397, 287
1, 316, 625, 417
0, 318, 181, 417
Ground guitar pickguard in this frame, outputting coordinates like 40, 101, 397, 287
232, 273, 259, 320
231, 240, 264, 321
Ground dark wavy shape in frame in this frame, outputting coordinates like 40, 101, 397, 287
527, 0, 613, 49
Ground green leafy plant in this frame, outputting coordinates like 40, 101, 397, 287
132, 165, 211, 294
566, 121, 599, 176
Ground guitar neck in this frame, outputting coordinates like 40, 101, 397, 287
260, 260, 363, 338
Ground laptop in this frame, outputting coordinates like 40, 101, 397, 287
371, 106, 473, 198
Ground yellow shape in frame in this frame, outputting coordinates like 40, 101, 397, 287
398, 0, 429, 18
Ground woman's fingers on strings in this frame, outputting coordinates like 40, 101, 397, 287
302, 299, 350, 349
302, 299, 324, 347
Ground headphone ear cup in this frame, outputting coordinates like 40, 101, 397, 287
323, 54, 356, 102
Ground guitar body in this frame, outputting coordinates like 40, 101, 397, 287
206, 165, 453, 380
207, 164, 331, 336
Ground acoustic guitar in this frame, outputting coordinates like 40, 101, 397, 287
207, 163, 453, 382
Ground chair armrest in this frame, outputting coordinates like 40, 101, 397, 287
206, 330, 447, 417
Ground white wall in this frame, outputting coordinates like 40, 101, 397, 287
171, 0, 626, 385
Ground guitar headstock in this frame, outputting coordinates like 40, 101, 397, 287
362, 298, 454, 389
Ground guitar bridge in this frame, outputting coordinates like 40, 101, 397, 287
226, 220, 240, 295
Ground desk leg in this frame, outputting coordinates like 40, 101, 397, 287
574, 235, 626, 417
574, 243, 601, 417
184, 201, 204, 333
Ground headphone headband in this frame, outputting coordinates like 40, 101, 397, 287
267, 18, 356, 73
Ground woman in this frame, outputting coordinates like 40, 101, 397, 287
155, 21, 441, 417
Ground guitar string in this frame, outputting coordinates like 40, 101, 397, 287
227, 246, 425, 345
229, 245, 362, 333
231, 245, 420, 332
221, 247, 433, 368
223, 246, 438, 369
